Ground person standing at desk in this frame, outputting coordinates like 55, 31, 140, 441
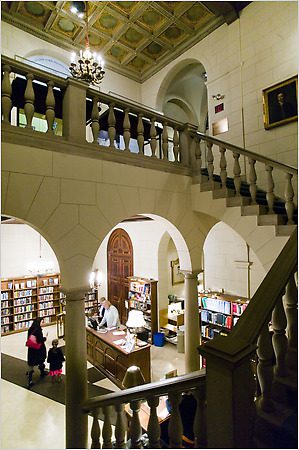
98, 299, 120, 329
98, 297, 106, 322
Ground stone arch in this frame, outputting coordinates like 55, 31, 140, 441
23, 50, 70, 77
156, 58, 208, 131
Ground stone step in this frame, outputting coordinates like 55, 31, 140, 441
200, 180, 221, 192
226, 196, 251, 207
212, 187, 235, 199
275, 225, 297, 236
254, 399, 297, 449
258, 214, 287, 226
241, 204, 268, 216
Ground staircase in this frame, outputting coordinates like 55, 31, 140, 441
1, 55, 298, 448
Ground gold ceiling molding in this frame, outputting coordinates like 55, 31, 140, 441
1, 1, 250, 82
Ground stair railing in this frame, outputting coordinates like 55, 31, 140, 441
199, 230, 297, 448
189, 131, 297, 224
82, 369, 206, 449
2, 55, 297, 216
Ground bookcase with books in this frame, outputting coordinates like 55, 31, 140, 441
85, 290, 98, 314
1, 273, 64, 335
127, 277, 158, 337
199, 291, 249, 341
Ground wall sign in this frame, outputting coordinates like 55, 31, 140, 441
215, 103, 224, 114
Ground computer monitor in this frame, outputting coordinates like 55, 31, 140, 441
89, 317, 98, 330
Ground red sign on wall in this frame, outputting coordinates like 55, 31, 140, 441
215, 103, 224, 113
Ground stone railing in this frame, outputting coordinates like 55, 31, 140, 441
199, 229, 297, 448
2, 54, 297, 216
82, 370, 206, 449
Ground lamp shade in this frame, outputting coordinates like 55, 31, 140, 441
122, 365, 145, 388
126, 310, 146, 328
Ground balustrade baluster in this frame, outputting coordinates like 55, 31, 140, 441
168, 391, 183, 448
207, 142, 214, 183
248, 158, 257, 204
115, 403, 127, 449
194, 137, 202, 182
45, 80, 55, 133
272, 293, 288, 377
108, 103, 116, 148
173, 127, 179, 162
162, 122, 168, 160
128, 400, 142, 449
233, 152, 241, 196
90, 407, 101, 449
150, 117, 157, 158
137, 113, 144, 154
192, 387, 207, 448
91, 96, 100, 144
265, 165, 275, 213
283, 272, 298, 370
1, 65, 12, 124
24, 73, 35, 128
256, 320, 275, 412
284, 173, 295, 224
146, 396, 161, 448
123, 108, 131, 152
102, 405, 113, 449
219, 146, 227, 188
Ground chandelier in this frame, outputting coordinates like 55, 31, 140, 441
69, 1, 105, 86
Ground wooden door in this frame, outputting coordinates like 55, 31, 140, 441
107, 228, 133, 325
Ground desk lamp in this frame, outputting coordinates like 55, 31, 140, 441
126, 310, 146, 346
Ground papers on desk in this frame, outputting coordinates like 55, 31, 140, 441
114, 338, 135, 353
113, 331, 126, 336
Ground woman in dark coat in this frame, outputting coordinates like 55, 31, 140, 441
26, 317, 48, 387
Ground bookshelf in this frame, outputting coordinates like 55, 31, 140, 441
199, 291, 249, 341
85, 290, 98, 315
1, 273, 64, 335
127, 277, 158, 337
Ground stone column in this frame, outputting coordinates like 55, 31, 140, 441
65, 288, 88, 449
183, 271, 201, 372
63, 78, 88, 143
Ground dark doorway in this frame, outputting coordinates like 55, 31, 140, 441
107, 228, 133, 324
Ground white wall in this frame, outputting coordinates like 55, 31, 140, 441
203, 222, 265, 298
142, 2, 298, 196
1, 224, 60, 278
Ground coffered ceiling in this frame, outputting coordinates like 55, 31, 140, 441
1, 1, 250, 82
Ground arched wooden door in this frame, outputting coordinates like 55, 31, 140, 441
107, 228, 133, 325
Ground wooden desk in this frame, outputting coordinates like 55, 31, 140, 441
86, 328, 151, 388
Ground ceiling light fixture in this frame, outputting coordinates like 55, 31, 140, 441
69, 1, 105, 86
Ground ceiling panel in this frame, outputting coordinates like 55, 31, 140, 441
1, 1, 250, 82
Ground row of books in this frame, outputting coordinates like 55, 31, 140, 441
201, 325, 229, 339
130, 282, 151, 295
14, 289, 34, 298
39, 308, 56, 317
2, 308, 10, 316
15, 320, 32, 330
14, 297, 34, 306
1, 292, 9, 300
39, 286, 54, 294
14, 305, 35, 314
1, 325, 10, 333
1, 301, 10, 308
39, 301, 54, 309
38, 294, 54, 301
200, 297, 231, 314
232, 302, 248, 315
14, 280, 37, 289
201, 310, 233, 329
14, 312, 33, 322
129, 299, 148, 312
1, 317, 10, 324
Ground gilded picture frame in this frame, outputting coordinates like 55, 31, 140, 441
262, 76, 298, 130
171, 258, 184, 285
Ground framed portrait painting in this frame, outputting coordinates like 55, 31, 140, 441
171, 258, 184, 285
263, 76, 298, 130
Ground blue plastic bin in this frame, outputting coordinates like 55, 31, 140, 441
153, 332, 165, 347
